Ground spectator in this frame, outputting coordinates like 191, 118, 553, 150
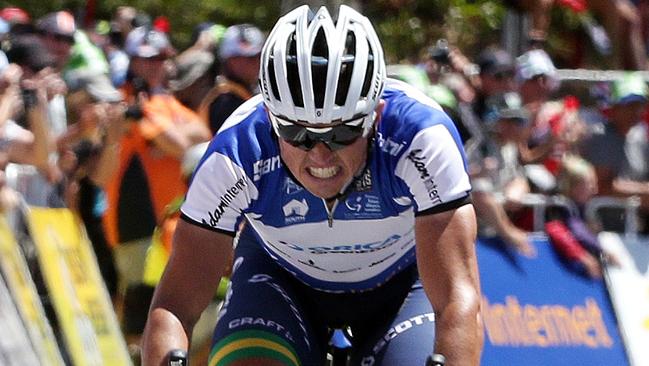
104, 25, 210, 344
199, 24, 264, 135
169, 49, 217, 111
35, 11, 77, 71
454, 47, 516, 166
507, 0, 646, 70
473, 47, 517, 121
4, 34, 66, 207
111, 6, 137, 44
37, 11, 110, 86
57, 71, 125, 299
516, 49, 586, 188
190, 22, 226, 54
470, 91, 536, 257
0, 6, 31, 36
580, 71, 649, 228
105, 6, 138, 87
545, 155, 620, 278
0, 61, 51, 176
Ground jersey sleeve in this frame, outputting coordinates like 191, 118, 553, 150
180, 150, 258, 234
395, 123, 472, 214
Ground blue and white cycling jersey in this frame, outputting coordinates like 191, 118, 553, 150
181, 78, 471, 292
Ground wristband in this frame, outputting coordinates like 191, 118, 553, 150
463, 63, 480, 78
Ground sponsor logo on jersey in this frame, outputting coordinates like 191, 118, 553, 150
284, 178, 303, 195
361, 313, 436, 365
353, 168, 373, 192
344, 194, 383, 219
406, 149, 442, 205
203, 177, 248, 227
281, 234, 401, 254
283, 199, 309, 224
376, 132, 406, 156
253, 155, 281, 181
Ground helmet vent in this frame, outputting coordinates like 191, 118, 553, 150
286, 32, 304, 107
335, 31, 356, 106
267, 54, 281, 102
312, 27, 329, 109
259, 5, 385, 125
360, 44, 374, 98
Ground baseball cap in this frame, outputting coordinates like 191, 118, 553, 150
169, 49, 215, 91
476, 48, 514, 76
125, 26, 172, 58
0, 50, 8, 74
191, 22, 226, 46
181, 142, 209, 178
66, 70, 123, 103
5, 35, 56, 72
218, 24, 264, 60
0, 7, 30, 24
36, 11, 76, 38
483, 92, 529, 125
516, 49, 557, 81
610, 72, 648, 105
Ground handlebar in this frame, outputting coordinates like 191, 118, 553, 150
425, 353, 446, 366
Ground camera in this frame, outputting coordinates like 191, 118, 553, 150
124, 104, 143, 120
21, 88, 37, 109
429, 39, 450, 65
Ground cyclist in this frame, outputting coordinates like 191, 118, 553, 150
142, 5, 482, 366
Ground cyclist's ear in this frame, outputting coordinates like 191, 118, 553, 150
373, 99, 385, 127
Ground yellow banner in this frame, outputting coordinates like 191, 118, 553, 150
27, 207, 132, 366
0, 214, 64, 365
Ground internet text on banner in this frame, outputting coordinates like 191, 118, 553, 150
600, 232, 649, 366
0, 214, 64, 365
27, 207, 132, 366
477, 235, 629, 366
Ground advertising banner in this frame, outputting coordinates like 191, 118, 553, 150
0, 214, 64, 365
599, 232, 649, 366
27, 207, 132, 366
0, 273, 41, 365
477, 235, 629, 366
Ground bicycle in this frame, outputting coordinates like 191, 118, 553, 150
166, 333, 447, 366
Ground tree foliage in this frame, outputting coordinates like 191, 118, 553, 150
12, 0, 510, 60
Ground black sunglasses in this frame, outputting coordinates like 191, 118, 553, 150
493, 70, 514, 80
270, 113, 370, 151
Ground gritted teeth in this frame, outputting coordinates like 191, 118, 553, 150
308, 166, 340, 179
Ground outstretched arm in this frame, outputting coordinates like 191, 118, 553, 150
141, 219, 234, 366
415, 203, 482, 366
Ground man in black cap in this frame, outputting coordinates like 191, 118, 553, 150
473, 47, 516, 121
470, 91, 536, 257
199, 24, 264, 135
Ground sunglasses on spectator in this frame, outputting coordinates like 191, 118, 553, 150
493, 70, 514, 80
133, 55, 167, 62
43, 31, 74, 44
269, 113, 371, 151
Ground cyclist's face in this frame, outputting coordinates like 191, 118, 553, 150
277, 102, 383, 199
279, 132, 369, 199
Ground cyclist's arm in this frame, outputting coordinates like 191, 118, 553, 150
415, 203, 482, 366
141, 219, 234, 366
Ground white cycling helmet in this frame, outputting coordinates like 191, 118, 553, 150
259, 5, 386, 137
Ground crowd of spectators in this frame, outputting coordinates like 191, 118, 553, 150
402, 37, 649, 280
1, 3, 648, 364
0, 5, 264, 362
